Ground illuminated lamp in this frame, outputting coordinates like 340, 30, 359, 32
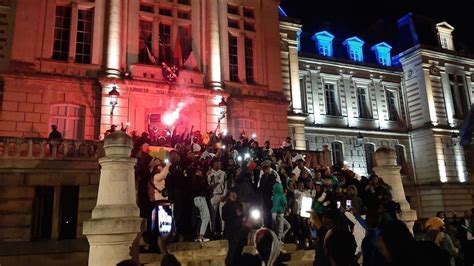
218, 97, 228, 125
109, 86, 120, 115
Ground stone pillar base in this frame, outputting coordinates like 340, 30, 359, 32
399, 209, 417, 234
83, 217, 145, 266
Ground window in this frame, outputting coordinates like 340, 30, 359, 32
386, 90, 399, 121
357, 87, 372, 119
244, 22, 255, 32
227, 5, 256, 84
395, 145, 406, 174
159, 23, 171, 64
441, 38, 448, 49
177, 11, 190, 20
50, 104, 85, 139
139, 4, 153, 13
229, 34, 239, 82
177, 0, 190, 5
349, 49, 362, 62
449, 74, 470, 119
139, 1, 192, 66
324, 83, 340, 116
245, 38, 254, 84
331, 142, 344, 166
138, 20, 153, 64
319, 42, 330, 56
32, 186, 54, 240
228, 4, 239, 15
159, 8, 172, 16
313, 31, 334, 57
364, 144, 375, 174
234, 118, 257, 137
75, 9, 93, 64
58, 186, 79, 240
243, 8, 254, 18
371, 42, 392, 66
52, 6, 71, 61
379, 56, 388, 66
228, 19, 239, 29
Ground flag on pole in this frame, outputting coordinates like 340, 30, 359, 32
460, 104, 474, 146
146, 46, 157, 65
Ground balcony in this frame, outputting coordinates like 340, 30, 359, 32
0, 137, 102, 170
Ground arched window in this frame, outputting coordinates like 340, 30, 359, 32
331, 141, 344, 166
234, 118, 257, 138
364, 143, 375, 175
395, 144, 406, 174
50, 104, 85, 139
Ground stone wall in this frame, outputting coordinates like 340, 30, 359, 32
0, 74, 101, 140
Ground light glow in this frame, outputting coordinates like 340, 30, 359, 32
252, 133, 256, 139
250, 209, 261, 220
237, 156, 242, 162
244, 153, 250, 159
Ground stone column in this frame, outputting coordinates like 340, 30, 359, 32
83, 131, 145, 266
208, 0, 222, 90
373, 147, 417, 233
105, 0, 123, 78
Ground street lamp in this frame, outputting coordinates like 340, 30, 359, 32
218, 97, 227, 120
109, 86, 120, 115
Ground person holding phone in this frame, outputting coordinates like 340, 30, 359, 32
148, 159, 171, 252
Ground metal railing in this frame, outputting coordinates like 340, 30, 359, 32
0, 137, 103, 160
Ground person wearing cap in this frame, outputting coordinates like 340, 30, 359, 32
425, 217, 459, 266
292, 158, 313, 183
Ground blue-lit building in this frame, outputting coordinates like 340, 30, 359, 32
280, 13, 474, 217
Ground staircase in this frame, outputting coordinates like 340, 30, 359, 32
140, 241, 314, 266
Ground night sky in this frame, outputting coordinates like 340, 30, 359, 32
280, 0, 474, 52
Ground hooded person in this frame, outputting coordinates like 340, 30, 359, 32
237, 228, 282, 266
271, 183, 291, 242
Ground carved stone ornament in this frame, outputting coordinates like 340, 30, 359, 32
429, 64, 440, 75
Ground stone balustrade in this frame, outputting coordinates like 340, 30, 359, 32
0, 137, 103, 160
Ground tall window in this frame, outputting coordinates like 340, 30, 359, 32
32, 186, 54, 240
138, 0, 192, 66
227, 4, 256, 83
75, 9, 93, 64
245, 38, 254, 84
58, 186, 79, 240
331, 142, 344, 166
159, 23, 172, 64
138, 20, 153, 64
229, 34, 239, 82
357, 87, 372, 119
395, 145, 406, 174
449, 74, 470, 119
52, 6, 71, 61
325, 84, 340, 116
50, 104, 85, 139
386, 90, 400, 121
364, 144, 375, 174
349, 49, 362, 62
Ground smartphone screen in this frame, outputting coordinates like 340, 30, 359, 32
346, 200, 352, 210
158, 205, 173, 236
336, 201, 341, 209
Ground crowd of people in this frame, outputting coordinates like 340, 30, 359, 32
98, 123, 474, 266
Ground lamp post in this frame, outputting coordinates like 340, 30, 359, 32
218, 97, 227, 121
109, 86, 120, 115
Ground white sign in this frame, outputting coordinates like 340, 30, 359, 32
300, 196, 313, 218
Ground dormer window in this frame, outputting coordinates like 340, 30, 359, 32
312, 31, 334, 57
343, 37, 364, 62
435, 22, 455, 51
371, 42, 392, 66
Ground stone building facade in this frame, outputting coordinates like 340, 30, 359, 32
280, 13, 474, 218
0, 0, 287, 251
0, 0, 288, 142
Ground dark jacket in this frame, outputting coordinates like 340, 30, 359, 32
222, 200, 244, 237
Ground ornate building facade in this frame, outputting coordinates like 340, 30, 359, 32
0, 0, 288, 143
280, 13, 474, 218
